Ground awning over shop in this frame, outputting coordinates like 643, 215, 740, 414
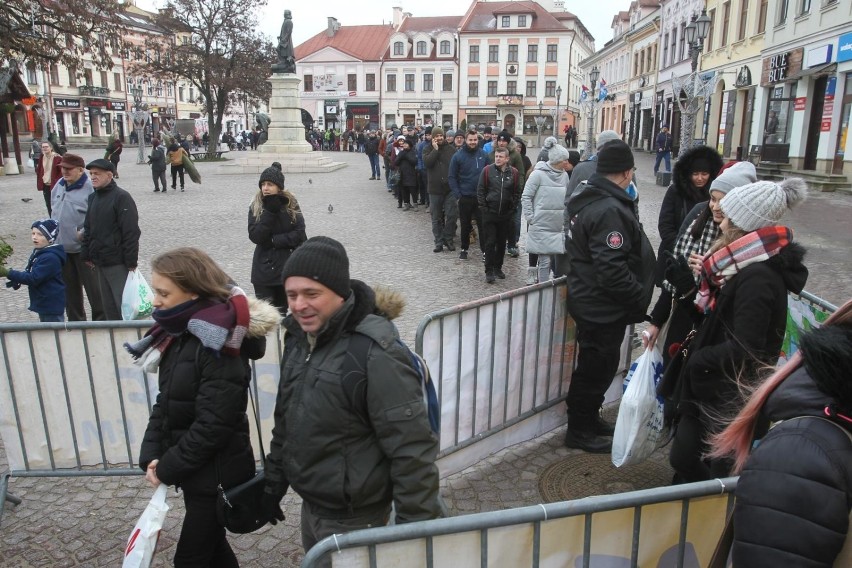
787, 62, 837, 81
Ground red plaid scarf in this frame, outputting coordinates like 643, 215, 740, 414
695, 226, 791, 314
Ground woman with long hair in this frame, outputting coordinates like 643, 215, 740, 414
248, 163, 306, 314
644, 162, 758, 366
666, 178, 809, 482
709, 300, 852, 566
129, 247, 280, 566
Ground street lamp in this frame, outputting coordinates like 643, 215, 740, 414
582, 66, 601, 159
675, 9, 713, 154
130, 85, 150, 164
555, 85, 562, 141
535, 100, 545, 148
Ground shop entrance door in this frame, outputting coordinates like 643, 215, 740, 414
503, 114, 516, 135
833, 74, 851, 174
804, 76, 827, 171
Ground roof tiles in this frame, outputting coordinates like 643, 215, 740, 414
295, 25, 395, 61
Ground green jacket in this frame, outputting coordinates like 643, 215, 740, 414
265, 280, 441, 522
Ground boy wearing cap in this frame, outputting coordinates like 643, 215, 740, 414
263, 237, 442, 563
0, 219, 67, 322
563, 140, 656, 453
82, 159, 141, 320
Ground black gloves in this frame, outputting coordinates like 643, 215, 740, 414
261, 492, 285, 525
664, 251, 696, 297
262, 194, 284, 213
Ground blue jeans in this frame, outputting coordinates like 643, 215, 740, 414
39, 314, 65, 322
368, 154, 380, 177
654, 150, 671, 173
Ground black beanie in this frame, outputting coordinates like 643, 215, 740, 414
567, 150, 581, 167
688, 157, 712, 174
483, 126, 493, 134
280, 236, 351, 299
596, 140, 635, 174
259, 165, 285, 189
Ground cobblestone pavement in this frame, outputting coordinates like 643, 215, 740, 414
0, 146, 849, 566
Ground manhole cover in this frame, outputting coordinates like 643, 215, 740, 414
538, 453, 674, 503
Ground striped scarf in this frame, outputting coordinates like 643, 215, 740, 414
125, 287, 250, 372
662, 212, 721, 296
695, 226, 791, 314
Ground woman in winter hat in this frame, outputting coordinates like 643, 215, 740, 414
536, 136, 559, 163
645, 161, 758, 367
247, 163, 307, 314
666, 177, 809, 483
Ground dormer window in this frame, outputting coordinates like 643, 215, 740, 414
416, 41, 427, 56
440, 40, 451, 55
394, 41, 405, 56
518, 15, 527, 27
502, 16, 510, 27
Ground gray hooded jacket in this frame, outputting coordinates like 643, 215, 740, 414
522, 161, 569, 254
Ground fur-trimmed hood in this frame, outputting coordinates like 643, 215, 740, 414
672, 145, 724, 200
246, 295, 281, 337
765, 241, 808, 295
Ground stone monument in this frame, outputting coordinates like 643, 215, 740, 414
219, 10, 344, 174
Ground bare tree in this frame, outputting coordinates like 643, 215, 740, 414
2, 0, 126, 70
135, 0, 275, 153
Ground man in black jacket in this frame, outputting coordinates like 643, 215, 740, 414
477, 147, 520, 283
364, 131, 381, 180
563, 141, 655, 452
82, 159, 141, 320
422, 127, 458, 252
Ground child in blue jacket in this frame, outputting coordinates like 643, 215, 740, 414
0, 219, 67, 321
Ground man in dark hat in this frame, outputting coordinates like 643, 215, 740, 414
50, 154, 105, 321
81, 158, 141, 320
562, 140, 656, 453
263, 236, 442, 565
478, 126, 493, 149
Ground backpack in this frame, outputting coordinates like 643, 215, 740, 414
483, 163, 519, 190
341, 333, 440, 435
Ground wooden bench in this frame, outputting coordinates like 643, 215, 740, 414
190, 149, 230, 159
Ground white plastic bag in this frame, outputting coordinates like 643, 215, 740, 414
121, 270, 155, 321
122, 484, 169, 568
612, 346, 665, 467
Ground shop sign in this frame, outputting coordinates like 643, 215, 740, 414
734, 66, 752, 88
761, 48, 803, 86
54, 98, 81, 109
794, 97, 807, 111
301, 91, 355, 98
837, 32, 852, 63
107, 101, 126, 111
822, 77, 836, 132
87, 99, 107, 107
466, 109, 496, 114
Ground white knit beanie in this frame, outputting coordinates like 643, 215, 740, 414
596, 130, 621, 150
709, 161, 757, 195
720, 178, 808, 231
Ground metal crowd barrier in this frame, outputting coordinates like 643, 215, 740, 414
302, 477, 739, 567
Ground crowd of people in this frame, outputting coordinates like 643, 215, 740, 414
7, 126, 851, 567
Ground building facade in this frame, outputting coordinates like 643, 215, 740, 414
457, 0, 594, 138
624, 1, 661, 152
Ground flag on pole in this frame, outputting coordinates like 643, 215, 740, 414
580, 85, 588, 101
599, 77, 607, 87
598, 85, 609, 102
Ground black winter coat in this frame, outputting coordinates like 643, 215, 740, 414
364, 137, 380, 156
655, 146, 723, 285
395, 148, 418, 187
422, 141, 456, 195
564, 173, 656, 325
139, 333, 256, 495
248, 196, 307, 287
476, 164, 520, 219
679, 243, 808, 414
81, 181, 140, 268
733, 336, 852, 567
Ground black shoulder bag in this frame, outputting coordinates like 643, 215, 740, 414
215, 380, 269, 534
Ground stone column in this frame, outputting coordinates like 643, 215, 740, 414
259, 74, 313, 154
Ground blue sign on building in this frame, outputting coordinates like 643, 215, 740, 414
839, 32, 852, 63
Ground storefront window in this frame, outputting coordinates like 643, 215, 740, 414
71, 113, 80, 135
764, 83, 796, 145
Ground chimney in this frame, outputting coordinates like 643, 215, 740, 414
327, 17, 340, 37
392, 6, 404, 28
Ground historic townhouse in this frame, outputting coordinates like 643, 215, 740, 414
295, 18, 394, 132
624, 0, 661, 152
382, 10, 461, 130
457, 0, 594, 138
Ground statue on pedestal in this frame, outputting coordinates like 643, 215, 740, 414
272, 10, 296, 74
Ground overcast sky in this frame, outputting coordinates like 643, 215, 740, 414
139, 0, 627, 52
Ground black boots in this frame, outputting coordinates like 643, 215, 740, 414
564, 429, 612, 454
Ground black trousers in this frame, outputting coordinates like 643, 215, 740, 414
481, 214, 510, 270
42, 189, 52, 216
399, 184, 414, 206
63, 253, 105, 321
253, 283, 287, 316
171, 164, 185, 188
457, 196, 481, 252
174, 492, 238, 568
669, 410, 734, 483
566, 319, 625, 432
301, 500, 391, 568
